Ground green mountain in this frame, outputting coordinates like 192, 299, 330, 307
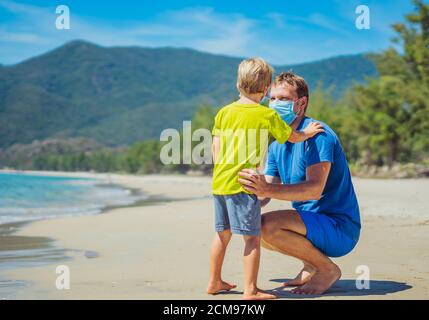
0, 40, 376, 148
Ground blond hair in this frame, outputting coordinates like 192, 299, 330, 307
237, 57, 273, 95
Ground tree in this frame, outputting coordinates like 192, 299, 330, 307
351, 77, 411, 165
349, 0, 429, 165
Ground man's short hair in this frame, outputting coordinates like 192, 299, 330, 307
273, 71, 309, 101
237, 57, 273, 95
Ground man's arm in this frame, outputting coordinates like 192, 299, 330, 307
238, 162, 331, 201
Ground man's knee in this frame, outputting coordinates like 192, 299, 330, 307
261, 237, 276, 251
262, 210, 305, 240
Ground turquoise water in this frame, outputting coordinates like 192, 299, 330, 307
0, 172, 140, 225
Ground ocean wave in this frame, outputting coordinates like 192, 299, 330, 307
0, 208, 102, 225
0, 173, 144, 225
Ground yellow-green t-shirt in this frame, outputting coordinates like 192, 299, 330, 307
211, 102, 292, 195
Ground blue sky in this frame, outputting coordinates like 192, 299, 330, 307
0, 0, 415, 65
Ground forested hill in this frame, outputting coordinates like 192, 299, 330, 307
0, 40, 376, 148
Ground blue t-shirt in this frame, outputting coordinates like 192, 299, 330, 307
265, 117, 361, 236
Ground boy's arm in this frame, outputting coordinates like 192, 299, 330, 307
269, 112, 324, 144
288, 122, 324, 143
211, 135, 220, 163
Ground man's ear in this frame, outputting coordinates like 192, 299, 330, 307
263, 86, 270, 97
298, 96, 308, 116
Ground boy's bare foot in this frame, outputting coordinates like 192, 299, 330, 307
207, 280, 237, 294
283, 263, 316, 286
291, 263, 341, 295
243, 288, 277, 300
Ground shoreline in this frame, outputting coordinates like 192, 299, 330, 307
0, 170, 213, 270
0, 170, 210, 278
0, 171, 428, 299
0, 171, 183, 278
0, 170, 213, 240
0, 170, 148, 227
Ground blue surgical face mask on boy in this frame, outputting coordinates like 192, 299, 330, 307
269, 100, 298, 125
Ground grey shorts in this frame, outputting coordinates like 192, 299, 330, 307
213, 192, 261, 236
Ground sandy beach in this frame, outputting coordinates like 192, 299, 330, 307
0, 171, 428, 299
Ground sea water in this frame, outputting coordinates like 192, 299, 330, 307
0, 172, 141, 225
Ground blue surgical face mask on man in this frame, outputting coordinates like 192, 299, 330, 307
269, 100, 297, 125
260, 96, 270, 106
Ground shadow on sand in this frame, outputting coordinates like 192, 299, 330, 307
268, 278, 412, 298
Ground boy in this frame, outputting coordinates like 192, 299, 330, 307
207, 58, 323, 300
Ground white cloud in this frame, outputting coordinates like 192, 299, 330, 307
0, 0, 40, 14
0, 30, 48, 44
0, 0, 413, 65
0, 1, 257, 64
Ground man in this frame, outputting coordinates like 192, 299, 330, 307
238, 72, 361, 295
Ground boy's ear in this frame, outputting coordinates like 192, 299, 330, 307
236, 83, 242, 96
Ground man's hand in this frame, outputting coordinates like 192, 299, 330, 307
237, 169, 271, 197
238, 162, 331, 202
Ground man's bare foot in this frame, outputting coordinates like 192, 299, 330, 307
291, 263, 341, 295
207, 280, 237, 294
283, 264, 316, 286
243, 288, 277, 300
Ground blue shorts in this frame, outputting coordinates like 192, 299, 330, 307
213, 193, 261, 236
298, 210, 360, 258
